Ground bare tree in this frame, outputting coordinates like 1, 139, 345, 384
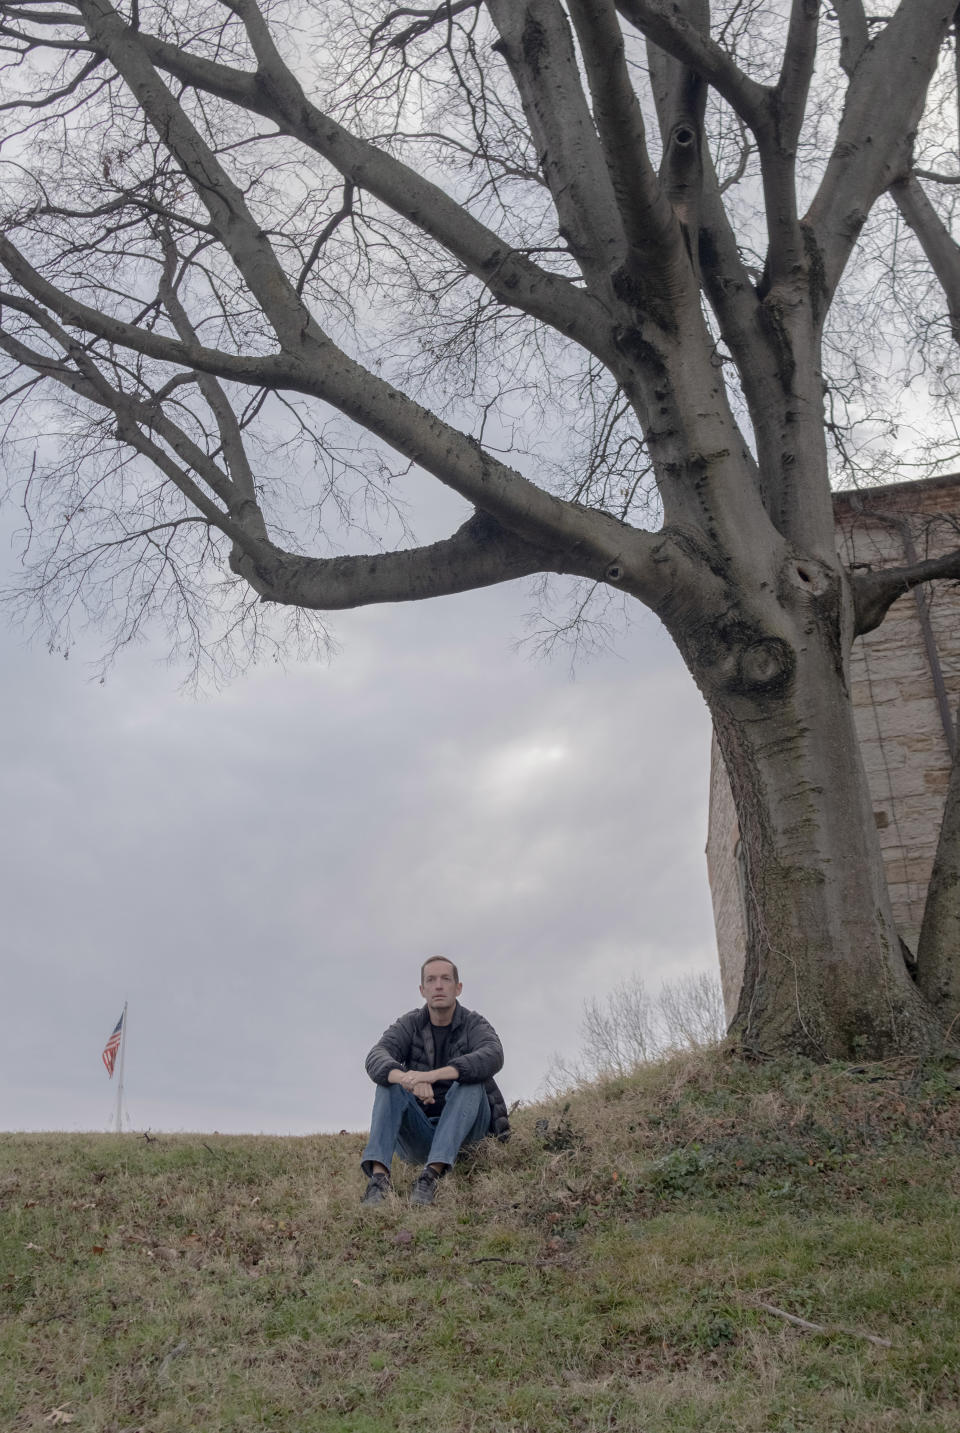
657, 970, 727, 1051
546, 970, 726, 1091
2, 0, 960, 1057
580, 976, 659, 1077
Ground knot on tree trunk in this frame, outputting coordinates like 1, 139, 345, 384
733, 637, 795, 694
689, 614, 796, 700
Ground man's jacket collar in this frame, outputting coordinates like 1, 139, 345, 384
419, 1000, 463, 1029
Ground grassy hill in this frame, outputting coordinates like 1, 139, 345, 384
2, 1051, 959, 1432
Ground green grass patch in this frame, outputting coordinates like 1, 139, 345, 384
2, 1052, 959, 1430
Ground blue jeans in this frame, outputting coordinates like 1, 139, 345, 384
360, 1081, 490, 1176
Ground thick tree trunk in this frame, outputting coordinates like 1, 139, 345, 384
661, 541, 946, 1059
916, 704, 960, 1029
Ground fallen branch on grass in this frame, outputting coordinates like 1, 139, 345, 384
754, 1301, 892, 1348
467, 1257, 528, 1267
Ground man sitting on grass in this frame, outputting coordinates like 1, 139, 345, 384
360, 956, 509, 1206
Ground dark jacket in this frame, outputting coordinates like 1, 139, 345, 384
365, 1002, 510, 1141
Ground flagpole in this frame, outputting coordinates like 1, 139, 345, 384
113, 1002, 128, 1134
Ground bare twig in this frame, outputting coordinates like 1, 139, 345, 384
753, 1300, 893, 1348
467, 1256, 528, 1266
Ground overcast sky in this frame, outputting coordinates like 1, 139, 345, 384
1, 513, 717, 1136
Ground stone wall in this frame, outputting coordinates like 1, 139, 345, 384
706, 475, 960, 1022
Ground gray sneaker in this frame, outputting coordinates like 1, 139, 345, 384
361, 1171, 391, 1205
409, 1166, 443, 1206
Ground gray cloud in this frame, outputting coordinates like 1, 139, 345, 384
0, 573, 716, 1136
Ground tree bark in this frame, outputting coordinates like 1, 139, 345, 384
917, 702, 960, 1028
659, 528, 946, 1058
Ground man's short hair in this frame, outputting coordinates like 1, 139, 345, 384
420, 955, 460, 983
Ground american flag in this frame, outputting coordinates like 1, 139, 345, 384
102, 1013, 124, 1078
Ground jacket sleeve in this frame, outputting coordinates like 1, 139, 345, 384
365, 1012, 415, 1086
448, 1012, 504, 1083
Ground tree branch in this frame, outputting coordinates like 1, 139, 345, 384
753, 1300, 893, 1349
1, 222, 671, 616
133, 4, 609, 357
483, 0, 628, 283
155, 228, 261, 513
0, 258, 288, 385
805, 0, 954, 302
694, 147, 783, 510
615, 0, 770, 134
369, 0, 479, 51
913, 167, 960, 184
752, 3, 816, 296
295, 180, 355, 298
232, 509, 592, 610
0, 286, 664, 612
0, 305, 261, 552
775, 0, 821, 154
890, 173, 960, 345
76, 0, 309, 353
833, 0, 869, 78
0, 7, 87, 27
566, 0, 678, 263
753, 0, 820, 298
646, 0, 709, 260
834, 2, 960, 351
6, 3, 626, 566
0, 49, 104, 112
852, 548, 960, 636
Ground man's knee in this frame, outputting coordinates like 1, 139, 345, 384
374, 1081, 410, 1106
445, 1081, 490, 1134
446, 1080, 485, 1109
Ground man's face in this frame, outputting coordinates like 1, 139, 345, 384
420, 960, 462, 1013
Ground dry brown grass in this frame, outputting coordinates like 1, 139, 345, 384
2, 1050, 959, 1431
